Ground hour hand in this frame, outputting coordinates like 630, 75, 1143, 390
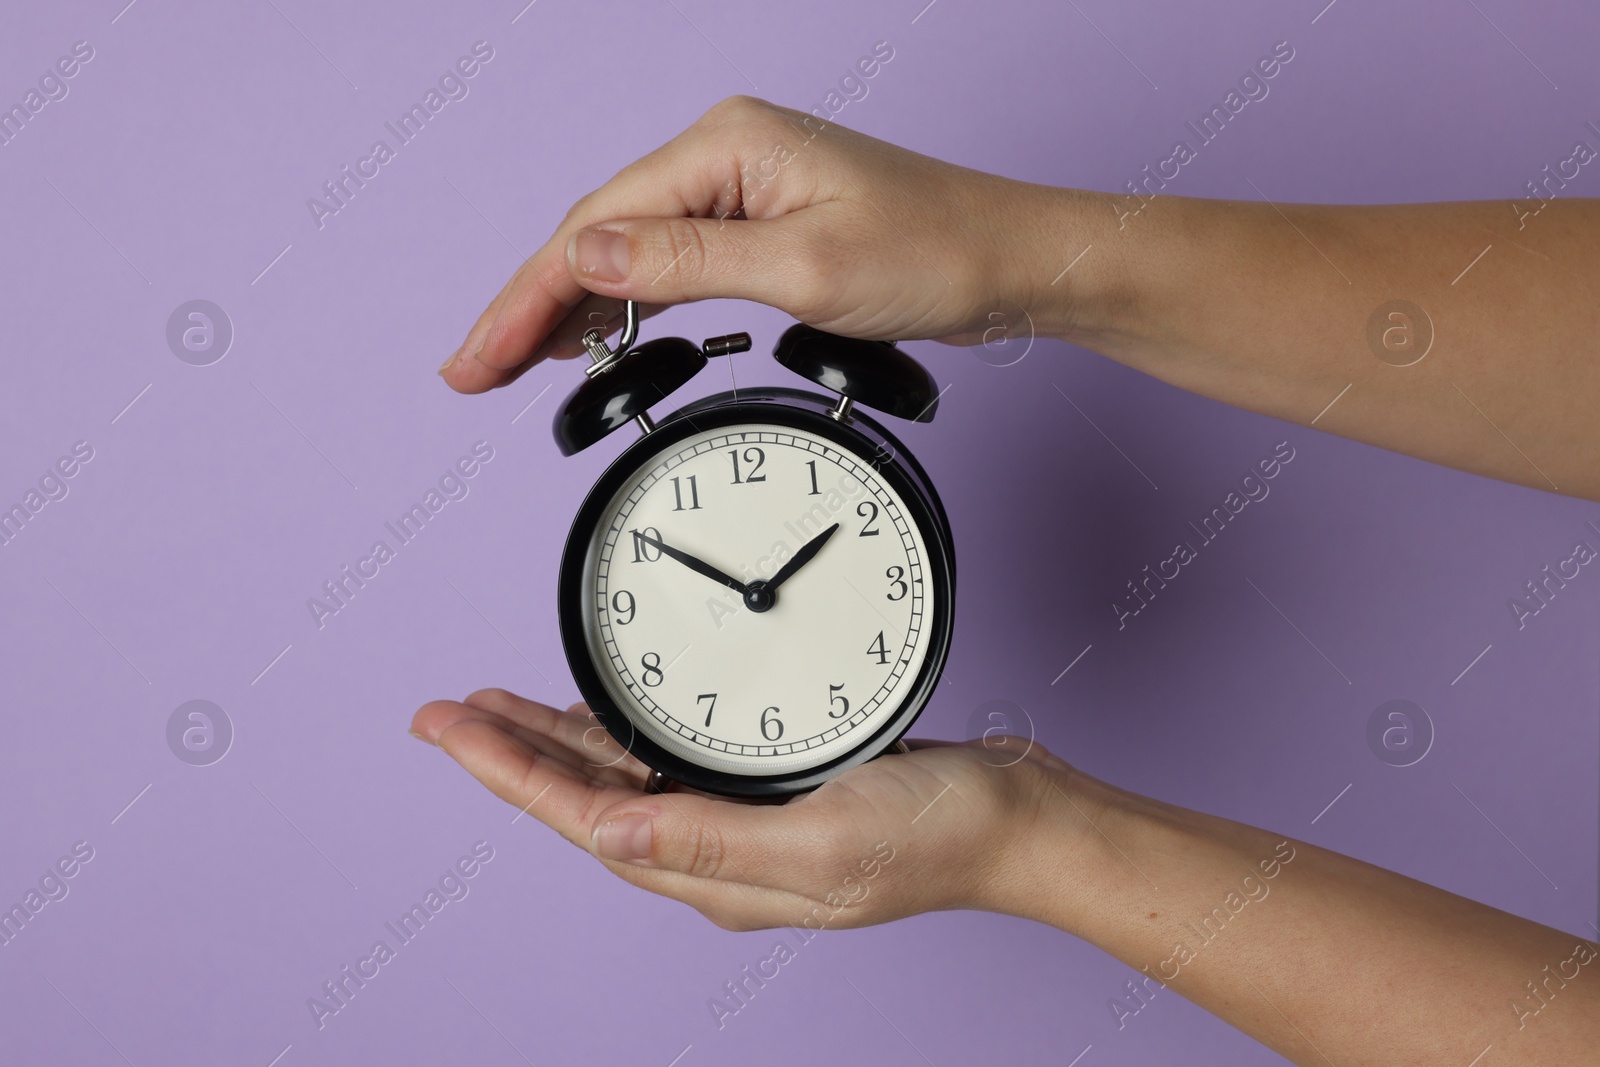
632, 530, 746, 594
765, 523, 839, 593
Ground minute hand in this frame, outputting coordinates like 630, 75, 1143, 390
632, 531, 747, 594
765, 523, 840, 593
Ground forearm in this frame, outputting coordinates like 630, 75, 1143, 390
1025, 191, 1600, 501
1002, 770, 1600, 1065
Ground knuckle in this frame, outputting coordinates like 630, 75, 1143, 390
464, 687, 515, 711
702, 94, 764, 127
702, 96, 791, 146
650, 217, 710, 286
681, 820, 727, 880
512, 746, 549, 801
561, 188, 604, 230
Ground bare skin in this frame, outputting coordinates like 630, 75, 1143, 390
421, 97, 1600, 1064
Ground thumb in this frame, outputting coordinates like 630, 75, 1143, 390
589, 791, 834, 891
566, 216, 824, 315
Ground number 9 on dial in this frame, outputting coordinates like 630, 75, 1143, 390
553, 311, 955, 797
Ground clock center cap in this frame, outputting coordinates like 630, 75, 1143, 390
743, 580, 775, 613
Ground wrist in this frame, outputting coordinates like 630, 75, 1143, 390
978, 760, 1142, 932
1004, 185, 1139, 349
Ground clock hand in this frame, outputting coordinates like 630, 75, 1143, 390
632, 530, 747, 595
763, 523, 840, 594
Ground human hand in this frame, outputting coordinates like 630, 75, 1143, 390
437, 95, 1094, 393
410, 688, 1082, 931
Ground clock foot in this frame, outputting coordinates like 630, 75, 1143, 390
645, 770, 675, 794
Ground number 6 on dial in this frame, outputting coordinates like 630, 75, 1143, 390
554, 315, 955, 797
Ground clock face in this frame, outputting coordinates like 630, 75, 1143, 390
576, 421, 938, 780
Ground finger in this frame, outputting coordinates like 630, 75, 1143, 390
484, 297, 678, 391
528, 296, 671, 369
585, 785, 876, 903
412, 699, 604, 786
439, 96, 823, 392
438, 119, 727, 391
439, 249, 586, 393
428, 715, 641, 852
600, 859, 845, 932
532, 293, 632, 364
413, 694, 651, 791
461, 688, 654, 787
560, 212, 833, 318
415, 701, 830, 915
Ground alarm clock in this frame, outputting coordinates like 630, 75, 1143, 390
553, 301, 955, 798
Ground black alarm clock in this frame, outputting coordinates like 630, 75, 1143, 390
553, 301, 955, 798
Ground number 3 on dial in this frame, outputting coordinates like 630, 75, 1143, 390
562, 408, 954, 799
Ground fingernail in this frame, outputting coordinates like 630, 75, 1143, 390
409, 728, 433, 745
438, 349, 460, 376
593, 813, 652, 862
571, 228, 630, 282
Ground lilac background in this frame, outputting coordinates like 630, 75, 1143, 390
2, 0, 1598, 1063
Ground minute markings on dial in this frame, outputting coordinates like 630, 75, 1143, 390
629, 529, 746, 594
590, 428, 931, 762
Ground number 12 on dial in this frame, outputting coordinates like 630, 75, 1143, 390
555, 322, 954, 798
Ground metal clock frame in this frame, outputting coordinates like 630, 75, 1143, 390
557, 388, 956, 798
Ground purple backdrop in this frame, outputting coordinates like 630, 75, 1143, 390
2, 0, 1597, 1064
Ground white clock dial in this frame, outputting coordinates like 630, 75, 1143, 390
582, 423, 933, 776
